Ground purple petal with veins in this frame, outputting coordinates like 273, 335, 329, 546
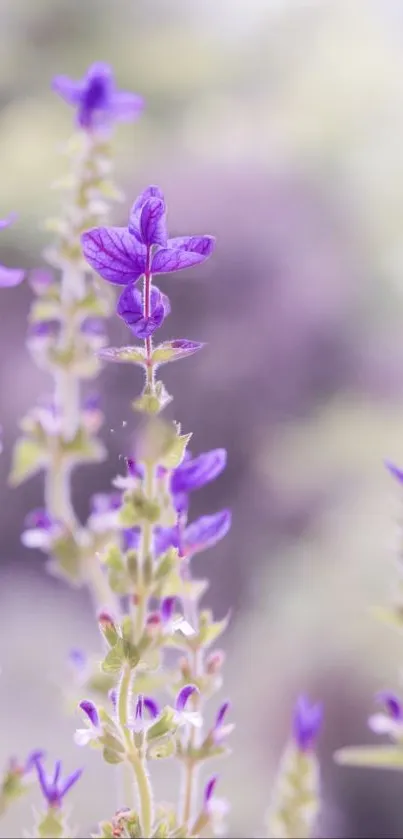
81, 227, 146, 285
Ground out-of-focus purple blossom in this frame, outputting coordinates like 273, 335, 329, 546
21, 509, 63, 551
368, 691, 403, 739
154, 524, 180, 557
202, 776, 229, 836
108, 688, 117, 711
113, 457, 143, 491
32, 755, 82, 808
174, 685, 202, 728
0, 213, 24, 287
8, 749, 46, 779
171, 448, 227, 495
67, 649, 88, 685
28, 269, 54, 295
385, 460, 403, 485
52, 62, 143, 132
129, 695, 160, 734
81, 186, 215, 286
182, 510, 231, 557
88, 491, 121, 532
209, 701, 234, 745
292, 695, 323, 752
82, 393, 104, 434
122, 528, 141, 552
117, 284, 170, 338
74, 699, 101, 746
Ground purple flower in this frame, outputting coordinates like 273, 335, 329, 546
182, 510, 231, 557
0, 213, 24, 287
28, 269, 53, 295
52, 62, 143, 132
123, 528, 141, 552
368, 691, 403, 738
385, 460, 403, 484
117, 284, 170, 338
293, 695, 323, 752
21, 509, 63, 552
176, 684, 199, 712
129, 695, 160, 734
203, 776, 229, 835
75, 699, 101, 746
88, 491, 122, 532
159, 596, 195, 637
171, 448, 227, 495
81, 185, 215, 286
174, 686, 203, 729
154, 524, 180, 557
32, 755, 82, 808
210, 701, 234, 744
204, 775, 218, 807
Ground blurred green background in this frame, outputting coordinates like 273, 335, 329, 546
2, 0, 403, 836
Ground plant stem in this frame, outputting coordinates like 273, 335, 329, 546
117, 666, 154, 837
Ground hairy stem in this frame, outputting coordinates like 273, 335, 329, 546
117, 667, 154, 837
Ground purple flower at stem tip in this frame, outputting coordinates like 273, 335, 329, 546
81, 185, 215, 286
293, 695, 323, 752
52, 62, 143, 132
32, 755, 82, 808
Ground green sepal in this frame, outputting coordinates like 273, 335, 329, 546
152, 340, 204, 367
9, 437, 46, 486
119, 491, 160, 526
102, 544, 124, 572
62, 427, 106, 464
136, 419, 190, 469
98, 345, 146, 366
102, 641, 125, 674
154, 549, 177, 582
99, 732, 125, 754
37, 809, 65, 839
29, 298, 61, 323
121, 615, 133, 642
159, 432, 192, 470
102, 746, 124, 765
122, 640, 141, 669
92, 821, 114, 838
151, 820, 170, 838
147, 736, 176, 760
127, 551, 139, 583
334, 745, 403, 769
197, 611, 230, 649
146, 706, 177, 741
50, 534, 83, 584
108, 568, 130, 595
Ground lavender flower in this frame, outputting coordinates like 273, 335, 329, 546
0, 213, 24, 287
52, 62, 143, 131
293, 695, 323, 752
368, 691, 403, 739
21, 509, 63, 551
174, 685, 202, 728
209, 701, 234, 745
182, 510, 232, 557
74, 699, 102, 746
129, 695, 160, 734
171, 449, 227, 495
81, 186, 215, 286
32, 755, 82, 808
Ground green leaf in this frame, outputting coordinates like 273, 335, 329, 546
159, 433, 192, 470
98, 345, 146, 366
198, 613, 230, 649
154, 549, 177, 581
334, 745, 403, 769
62, 427, 106, 464
9, 438, 46, 486
38, 810, 64, 839
102, 641, 125, 673
102, 544, 124, 572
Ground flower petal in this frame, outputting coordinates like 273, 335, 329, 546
168, 235, 215, 258
0, 212, 17, 230
110, 91, 144, 122
183, 510, 231, 556
140, 198, 167, 247
81, 227, 145, 285
176, 684, 199, 712
59, 767, 83, 798
52, 75, 84, 105
79, 699, 99, 729
0, 265, 25, 287
172, 449, 227, 495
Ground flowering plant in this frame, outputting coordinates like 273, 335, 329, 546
0, 60, 323, 839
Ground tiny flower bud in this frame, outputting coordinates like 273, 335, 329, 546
206, 649, 225, 675
98, 611, 119, 647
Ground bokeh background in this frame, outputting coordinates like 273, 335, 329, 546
2, 0, 403, 835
